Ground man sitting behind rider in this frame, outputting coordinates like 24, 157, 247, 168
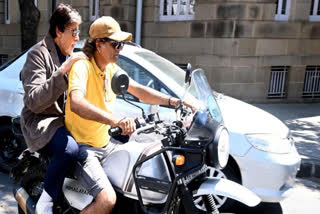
65, 16, 194, 214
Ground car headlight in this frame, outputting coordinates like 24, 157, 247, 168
245, 134, 293, 154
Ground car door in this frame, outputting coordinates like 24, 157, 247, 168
115, 55, 176, 121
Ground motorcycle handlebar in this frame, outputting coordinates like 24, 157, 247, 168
108, 118, 144, 137
108, 126, 123, 137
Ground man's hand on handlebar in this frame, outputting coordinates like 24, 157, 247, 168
169, 97, 197, 113
116, 117, 136, 136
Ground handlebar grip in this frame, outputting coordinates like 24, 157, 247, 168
108, 127, 122, 137
108, 118, 144, 137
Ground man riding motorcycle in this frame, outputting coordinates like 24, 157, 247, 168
65, 16, 195, 214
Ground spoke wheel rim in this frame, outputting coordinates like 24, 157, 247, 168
193, 167, 228, 211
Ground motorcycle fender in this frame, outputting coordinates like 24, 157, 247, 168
62, 178, 93, 211
194, 178, 261, 207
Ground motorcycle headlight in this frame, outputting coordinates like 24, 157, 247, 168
206, 127, 230, 169
245, 133, 293, 154
217, 128, 230, 168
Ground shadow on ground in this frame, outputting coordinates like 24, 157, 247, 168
254, 104, 320, 159
0, 172, 17, 214
286, 119, 320, 159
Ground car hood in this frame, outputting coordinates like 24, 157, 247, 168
216, 94, 289, 138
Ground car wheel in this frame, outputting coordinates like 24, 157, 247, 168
193, 164, 240, 212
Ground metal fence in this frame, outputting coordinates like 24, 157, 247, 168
268, 66, 289, 98
303, 66, 320, 97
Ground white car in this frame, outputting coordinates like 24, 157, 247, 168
0, 43, 301, 211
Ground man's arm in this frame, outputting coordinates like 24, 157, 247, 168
69, 90, 119, 126
21, 47, 68, 113
69, 90, 135, 134
127, 78, 181, 107
22, 48, 87, 114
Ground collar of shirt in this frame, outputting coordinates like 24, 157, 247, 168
90, 57, 116, 79
54, 43, 67, 65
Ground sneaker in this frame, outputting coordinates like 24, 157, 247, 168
35, 201, 53, 214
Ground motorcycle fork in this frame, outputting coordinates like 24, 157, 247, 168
178, 184, 200, 214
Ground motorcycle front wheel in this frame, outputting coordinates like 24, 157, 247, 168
193, 165, 240, 212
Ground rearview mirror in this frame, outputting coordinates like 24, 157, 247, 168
111, 70, 129, 95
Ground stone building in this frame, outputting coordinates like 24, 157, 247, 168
0, 0, 320, 103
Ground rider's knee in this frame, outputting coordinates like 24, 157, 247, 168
99, 188, 117, 210
65, 140, 79, 160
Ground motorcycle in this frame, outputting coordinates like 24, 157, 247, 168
10, 68, 260, 214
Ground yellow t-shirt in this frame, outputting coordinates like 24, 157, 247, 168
65, 57, 118, 148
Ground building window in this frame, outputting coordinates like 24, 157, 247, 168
268, 66, 289, 98
89, 0, 99, 21
160, 0, 195, 21
303, 66, 320, 97
310, 0, 320, 21
275, 0, 290, 21
5, 0, 10, 24
0, 55, 8, 66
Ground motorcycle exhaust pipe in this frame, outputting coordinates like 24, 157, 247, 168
13, 185, 36, 214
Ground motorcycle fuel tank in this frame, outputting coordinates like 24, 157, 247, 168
104, 130, 172, 204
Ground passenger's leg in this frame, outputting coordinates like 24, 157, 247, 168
36, 127, 79, 214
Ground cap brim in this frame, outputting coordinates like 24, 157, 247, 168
108, 31, 132, 42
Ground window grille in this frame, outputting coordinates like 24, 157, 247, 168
268, 66, 288, 98
0, 55, 8, 66
5, 0, 10, 24
89, 0, 99, 21
303, 66, 320, 97
275, 0, 290, 21
310, 0, 320, 21
160, 0, 195, 21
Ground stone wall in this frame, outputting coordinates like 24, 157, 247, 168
141, 0, 320, 103
0, 0, 4, 24
0, 0, 20, 58
0, 0, 137, 59
68, 0, 137, 42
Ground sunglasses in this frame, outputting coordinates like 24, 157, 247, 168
98, 38, 125, 50
68, 28, 80, 37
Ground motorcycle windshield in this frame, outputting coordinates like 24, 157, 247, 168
187, 69, 222, 139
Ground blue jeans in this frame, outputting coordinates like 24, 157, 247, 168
40, 127, 79, 201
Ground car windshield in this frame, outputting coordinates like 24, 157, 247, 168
135, 51, 197, 97
0, 50, 27, 72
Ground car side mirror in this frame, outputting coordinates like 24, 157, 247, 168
185, 63, 192, 85
111, 70, 129, 95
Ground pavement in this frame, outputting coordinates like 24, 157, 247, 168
254, 103, 320, 182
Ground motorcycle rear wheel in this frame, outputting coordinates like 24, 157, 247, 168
21, 163, 46, 202
0, 122, 24, 173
